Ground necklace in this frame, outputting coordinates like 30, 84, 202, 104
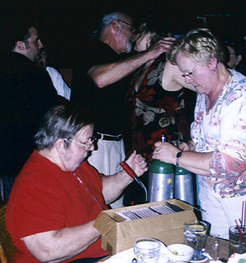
73, 172, 105, 210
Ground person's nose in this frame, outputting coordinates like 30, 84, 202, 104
184, 76, 193, 84
89, 143, 94, 152
38, 39, 44, 49
131, 32, 137, 40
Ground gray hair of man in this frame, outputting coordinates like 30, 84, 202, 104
167, 28, 226, 66
90, 12, 127, 39
34, 105, 94, 150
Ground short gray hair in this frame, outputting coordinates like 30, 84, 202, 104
34, 105, 94, 150
167, 28, 225, 66
90, 12, 125, 39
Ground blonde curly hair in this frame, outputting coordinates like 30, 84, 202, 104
167, 28, 225, 66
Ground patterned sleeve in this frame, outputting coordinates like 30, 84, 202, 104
210, 86, 246, 178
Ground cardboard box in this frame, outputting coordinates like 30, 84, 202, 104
94, 199, 197, 255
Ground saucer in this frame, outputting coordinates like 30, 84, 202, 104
190, 251, 209, 263
190, 257, 209, 263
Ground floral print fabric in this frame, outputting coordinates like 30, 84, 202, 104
191, 69, 246, 198
127, 57, 191, 164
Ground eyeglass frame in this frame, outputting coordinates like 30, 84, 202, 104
64, 136, 97, 151
181, 64, 197, 78
117, 20, 136, 34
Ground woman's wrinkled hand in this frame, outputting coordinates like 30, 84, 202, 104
152, 141, 179, 165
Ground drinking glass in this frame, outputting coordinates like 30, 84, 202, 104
229, 225, 246, 255
184, 220, 207, 261
133, 238, 161, 263
206, 235, 220, 260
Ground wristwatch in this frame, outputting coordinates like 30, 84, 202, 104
176, 151, 183, 167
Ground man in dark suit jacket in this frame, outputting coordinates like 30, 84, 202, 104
0, 22, 59, 201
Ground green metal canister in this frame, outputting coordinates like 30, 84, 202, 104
148, 159, 174, 202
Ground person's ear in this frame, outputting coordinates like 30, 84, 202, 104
208, 57, 218, 70
111, 19, 122, 35
236, 55, 242, 65
146, 33, 151, 49
55, 138, 66, 156
16, 41, 26, 51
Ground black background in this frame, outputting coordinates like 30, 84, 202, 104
1, 0, 245, 69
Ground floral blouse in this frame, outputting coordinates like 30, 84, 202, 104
127, 56, 191, 164
191, 69, 246, 198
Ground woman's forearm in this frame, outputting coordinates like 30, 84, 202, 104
153, 141, 213, 176
22, 221, 101, 263
176, 151, 213, 176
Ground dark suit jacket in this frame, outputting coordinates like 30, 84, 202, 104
0, 52, 58, 178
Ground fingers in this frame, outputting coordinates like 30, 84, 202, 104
152, 141, 161, 156
163, 36, 176, 42
178, 142, 190, 151
178, 143, 185, 151
153, 149, 158, 155
152, 149, 159, 159
135, 154, 147, 167
159, 37, 175, 46
127, 150, 136, 163
135, 154, 143, 162
160, 39, 175, 46
127, 152, 147, 166
139, 160, 148, 172
154, 141, 162, 148
133, 154, 148, 177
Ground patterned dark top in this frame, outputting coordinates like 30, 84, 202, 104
126, 56, 191, 164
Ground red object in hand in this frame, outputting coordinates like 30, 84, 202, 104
120, 161, 148, 202
120, 161, 136, 179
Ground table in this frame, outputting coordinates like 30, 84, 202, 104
97, 236, 230, 262
205, 236, 229, 261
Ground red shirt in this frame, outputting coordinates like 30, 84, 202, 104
6, 150, 108, 262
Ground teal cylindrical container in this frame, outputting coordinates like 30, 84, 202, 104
148, 159, 174, 202
174, 166, 194, 205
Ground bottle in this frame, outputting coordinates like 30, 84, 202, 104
148, 135, 174, 202
174, 166, 194, 206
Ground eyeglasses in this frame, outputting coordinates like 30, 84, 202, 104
117, 20, 136, 34
181, 64, 197, 78
64, 136, 97, 151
